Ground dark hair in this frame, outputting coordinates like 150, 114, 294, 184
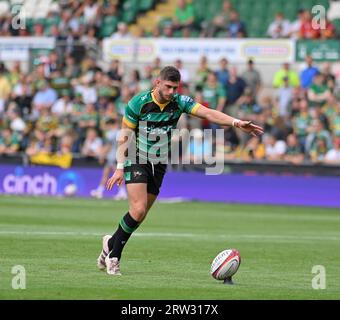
160, 66, 181, 82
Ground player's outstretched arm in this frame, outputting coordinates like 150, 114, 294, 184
193, 105, 264, 137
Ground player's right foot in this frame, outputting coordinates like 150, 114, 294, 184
96, 235, 111, 270
105, 256, 122, 276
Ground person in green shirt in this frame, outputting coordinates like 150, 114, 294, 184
202, 71, 226, 112
97, 66, 264, 276
0, 128, 20, 155
307, 73, 331, 108
172, 0, 195, 31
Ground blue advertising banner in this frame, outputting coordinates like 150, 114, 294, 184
0, 164, 339, 208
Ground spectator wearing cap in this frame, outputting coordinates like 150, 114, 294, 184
241, 59, 262, 99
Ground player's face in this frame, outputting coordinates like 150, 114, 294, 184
157, 80, 179, 102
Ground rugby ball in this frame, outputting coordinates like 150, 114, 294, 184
210, 249, 241, 280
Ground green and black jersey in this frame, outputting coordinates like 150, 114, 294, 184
123, 90, 201, 163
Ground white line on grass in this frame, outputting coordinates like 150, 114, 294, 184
0, 230, 339, 242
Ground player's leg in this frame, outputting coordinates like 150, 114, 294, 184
146, 193, 157, 215
105, 183, 148, 275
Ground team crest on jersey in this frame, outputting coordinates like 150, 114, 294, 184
133, 171, 143, 178
181, 95, 193, 104
141, 94, 148, 101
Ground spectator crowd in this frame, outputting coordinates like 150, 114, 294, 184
0, 0, 340, 167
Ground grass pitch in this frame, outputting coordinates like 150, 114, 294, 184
0, 195, 339, 300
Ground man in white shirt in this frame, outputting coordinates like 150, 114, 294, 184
267, 12, 291, 38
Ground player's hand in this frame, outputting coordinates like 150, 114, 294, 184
237, 120, 264, 137
106, 169, 124, 190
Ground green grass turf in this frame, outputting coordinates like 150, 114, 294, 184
0, 195, 339, 300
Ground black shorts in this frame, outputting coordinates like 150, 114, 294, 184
124, 161, 167, 195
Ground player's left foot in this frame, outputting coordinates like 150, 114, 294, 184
105, 256, 122, 276
97, 234, 111, 270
